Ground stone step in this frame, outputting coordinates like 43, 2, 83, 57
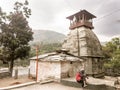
39, 79, 54, 84
93, 72, 105, 78
61, 79, 116, 90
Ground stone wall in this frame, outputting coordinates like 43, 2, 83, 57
61, 61, 83, 78
62, 27, 102, 57
84, 58, 93, 75
62, 26, 104, 76
105, 68, 120, 76
92, 58, 104, 74
0, 71, 10, 79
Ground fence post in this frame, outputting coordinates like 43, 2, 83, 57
14, 68, 18, 79
28, 67, 30, 78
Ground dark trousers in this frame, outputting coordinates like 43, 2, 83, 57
77, 80, 84, 87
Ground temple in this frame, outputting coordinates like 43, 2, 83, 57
62, 10, 104, 77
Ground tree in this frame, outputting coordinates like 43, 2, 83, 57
103, 37, 120, 68
0, 0, 33, 75
102, 37, 120, 59
30, 42, 62, 57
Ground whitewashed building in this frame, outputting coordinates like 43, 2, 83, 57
30, 51, 83, 82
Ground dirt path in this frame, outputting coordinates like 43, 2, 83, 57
0, 75, 34, 88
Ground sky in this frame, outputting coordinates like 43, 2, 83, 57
0, 0, 120, 42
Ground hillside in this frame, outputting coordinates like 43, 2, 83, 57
30, 30, 66, 44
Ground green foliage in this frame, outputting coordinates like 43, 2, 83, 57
30, 43, 62, 57
0, 59, 30, 68
14, 59, 30, 67
103, 37, 120, 69
104, 62, 113, 68
0, 0, 33, 74
0, 60, 8, 68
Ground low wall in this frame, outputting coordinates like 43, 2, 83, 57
12, 67, 29, 77
105, 68, 120, 76
0, 71, 10, 79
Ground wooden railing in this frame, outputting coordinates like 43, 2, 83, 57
69, 21, 93, 30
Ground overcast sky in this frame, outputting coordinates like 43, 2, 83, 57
0, 0, 120, 42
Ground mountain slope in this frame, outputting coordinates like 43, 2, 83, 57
30, 30, 66, 44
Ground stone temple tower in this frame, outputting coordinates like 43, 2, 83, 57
62, 10, 104, 77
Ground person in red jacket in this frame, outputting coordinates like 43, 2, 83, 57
76, 70, 88, 87
76, 72, 81, 81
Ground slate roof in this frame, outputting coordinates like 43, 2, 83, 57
30, 52, 83, 62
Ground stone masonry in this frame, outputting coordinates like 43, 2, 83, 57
62, 27, 102, 57
62, 26, 104, 77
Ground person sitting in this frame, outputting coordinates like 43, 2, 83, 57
80, 70, 88, 87
76, 70, 88, 87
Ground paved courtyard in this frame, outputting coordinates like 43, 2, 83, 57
11, 83, 86, 90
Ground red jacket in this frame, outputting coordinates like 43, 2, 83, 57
76, 72, 81, 81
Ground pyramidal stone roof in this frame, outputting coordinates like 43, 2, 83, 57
62, 27, 103, 58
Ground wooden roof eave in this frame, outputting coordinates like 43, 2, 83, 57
66, 10, 96, 20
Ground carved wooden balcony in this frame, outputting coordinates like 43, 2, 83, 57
69, 21, 94, 30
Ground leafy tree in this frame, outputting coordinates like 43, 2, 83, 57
0, 0, 33, 75
30, 43, 62, 57
103, 37, 120, 68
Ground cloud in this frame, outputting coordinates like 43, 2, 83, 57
0, 0, 120, 41
94, 0, 120, 37
29, 0, 68, 24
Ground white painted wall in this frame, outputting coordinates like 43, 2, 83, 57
12, 67, 30, 77
37, 61, 61, 81
30, 60, 61, 81
30, 60, 83, 81
30, 60, 36, 77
